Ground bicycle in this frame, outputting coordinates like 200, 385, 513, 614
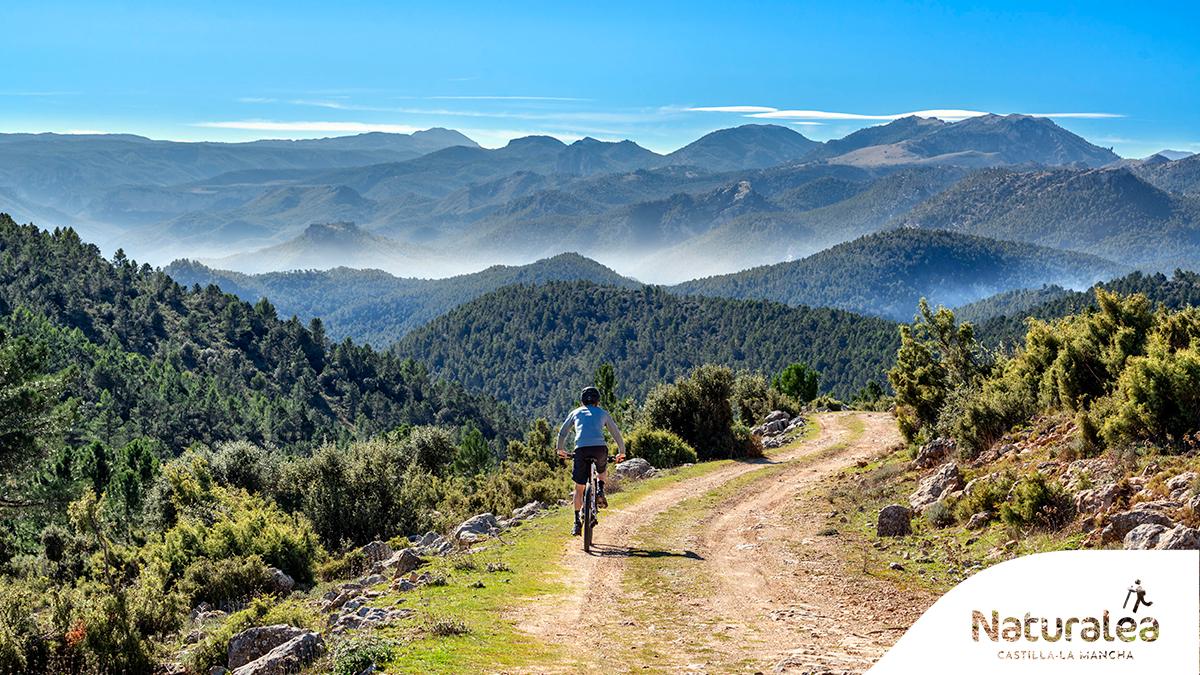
566, 452, 620, 553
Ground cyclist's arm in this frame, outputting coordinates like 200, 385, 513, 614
555, 412, 574, 454
603, 412, 626, 457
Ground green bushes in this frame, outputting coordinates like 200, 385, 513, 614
626, 429, 698, 468
642, 365, 757, 460
332, 635, 399, 675
179, 554, 275, 608
772, 362, 820, 403
955, 472, 1015, 520
0, 581, 44, 673
185, 597, 320, 674
999, 473, 1074, 529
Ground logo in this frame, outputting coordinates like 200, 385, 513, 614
1123, 579, 1152, 613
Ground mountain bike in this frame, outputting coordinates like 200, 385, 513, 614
567, 453, 620, 553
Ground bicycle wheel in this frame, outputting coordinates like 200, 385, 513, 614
582, 482, 595, 552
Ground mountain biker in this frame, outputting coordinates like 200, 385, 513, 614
556, 386, 626, 536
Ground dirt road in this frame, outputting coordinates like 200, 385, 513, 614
514, 412, 935, 673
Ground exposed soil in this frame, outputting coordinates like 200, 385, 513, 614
513, 412, 936, 673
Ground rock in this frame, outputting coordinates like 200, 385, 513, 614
1074, 483, 1121, 516
453, 513, 500, 542
1132, 499, 1182, 513
1168, 472, 1198, 500
266, 568, 294, 596
1156, 525, 1200, 550
888, 562, 905, 571
909, 463, 965, 513
764, 410, 789, 424
1123, 524, 1168, 550
209, 668, 230, 675
379, 548, 426, 576
913, 438, 955, 470
228, 625, 307, 670
231, 630, 324, 675
966, 511, 993, 530
613, 457, 656, 482
359, 574, 386, 587
876, 504, 912, 537
511, 501, 545, 521
1102, 509, 1176, 543
360, 541, 393, 565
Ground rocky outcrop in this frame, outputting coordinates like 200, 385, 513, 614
1074, 483, 1123, 516
613, 458, 657, 482
1124, 523, 1200, 550
360, 541, 393, 565
228, 625, 310, 670
909, 463, 964, 513
751, 411, 807, 449
877, 504, 912, 537
1123, 524, 1168, 550
965, 511, 993, 530
1167, 472, 1197, 500
913, 438, 955, 470
375, 548, 425, 576
230, 628, 324, 674
408, 531, 452, 557
453, 513, 501, 543
511, 500, 546, 521
266, 568, 294, 596
1102, 508, 1175, 543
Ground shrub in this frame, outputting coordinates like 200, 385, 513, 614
332, 635, 398, 675
955, 471, 1015, 520
185, 597, 320, 673
925, 501, 956, 528
808, 394, 845, 411
0, 581, 44, 673
642, 365, 751, 460
209, 441, 281, 494
999, 473, 1074, 530
626, 428, 698, 468
317, 550, 368, 583
730, 372, 771, 425
179, 554, 275, 609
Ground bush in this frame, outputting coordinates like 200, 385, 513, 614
317, 550, 369, 583
642, 365, 751, 460
626, 428, 698, 468
999, 473, 1074, 530
772, 362, 819, 403
0, 581, 44, 673
179, 554, 274, 609
332, 635, 398, 675
209, 441, 281, 494
955, 471, 1015, 520
185, 597, 320, 673
925, 501, 956, 528
730, 372, 771, 425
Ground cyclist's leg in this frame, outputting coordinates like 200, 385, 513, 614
571, 455, 589, 534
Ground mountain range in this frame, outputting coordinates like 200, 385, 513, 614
5, 113, 1178, 283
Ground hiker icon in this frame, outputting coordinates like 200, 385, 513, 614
1124, 580, 1153, 613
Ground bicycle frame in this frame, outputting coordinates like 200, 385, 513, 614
566, 453, 618, 553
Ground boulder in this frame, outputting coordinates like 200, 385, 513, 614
913, 438, 955, 470
511, 501, 546, 521
266, 568, 294, 596
965, 511, 993, 530
360, 541, 393, 565
228, 625, 307, 670
231, 630, 324, 674
877, 504, 912, 537
613, 457, 656, 482
1168, 472, 1198, 500
1156, 525, 1200, 550
379, 548, 425, 576
1102, 509, 1175, 543
909, 463, 964, 513
1074, 483, 1121, 516
453, 513, 500, 543
1132, 499, 1182, 513
764, 410, 790, 424
1123, 524, 1168, 550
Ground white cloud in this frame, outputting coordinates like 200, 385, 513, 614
427, 95, 590, 101
194, 120, 424, 134
688, 105, 778, 113
791, 121, 824, 126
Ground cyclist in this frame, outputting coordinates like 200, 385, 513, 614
556, 386, 626, 536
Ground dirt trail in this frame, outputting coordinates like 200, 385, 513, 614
514, 412, 935, 673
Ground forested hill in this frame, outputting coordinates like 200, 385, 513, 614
0, 213, 518, 456
164, 252, 639, 345
393, 281, 900, 416
974, 269, 1200, 345
671, 229, 1124, 321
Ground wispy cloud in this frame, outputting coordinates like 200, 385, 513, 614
194, 120, 424, 134
687, 105, 778, 113
791, 121, 824, 126
427, 95, 590, 101
237, 96, 277, 103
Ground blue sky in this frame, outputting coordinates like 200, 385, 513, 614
2, 0, 1197, 157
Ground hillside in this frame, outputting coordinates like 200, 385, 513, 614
393, 281, 900, 415
974, 269, 1200, 345
198, 221, 446, 276
813, 114, 1120, 167
671, 229, 1123, 320
663, 124, 819, 171
894, 166, 1200, 268
164, 252, 640, 345
0, 213, 518, 456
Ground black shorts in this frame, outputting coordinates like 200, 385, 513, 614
572, 445, 608, 485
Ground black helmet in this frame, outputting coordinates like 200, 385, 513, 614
580, 386, 601, 405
